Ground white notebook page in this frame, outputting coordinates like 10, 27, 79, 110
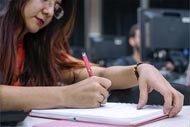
30, 103, 165, 125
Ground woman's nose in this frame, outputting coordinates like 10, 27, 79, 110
42, 1, 55, 17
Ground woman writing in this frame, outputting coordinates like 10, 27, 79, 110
0, 0, 183, 118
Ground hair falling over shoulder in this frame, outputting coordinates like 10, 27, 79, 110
0, 0, 84, 86
0, 0, 27, 85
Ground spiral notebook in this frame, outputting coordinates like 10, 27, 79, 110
30, 103, 168, 126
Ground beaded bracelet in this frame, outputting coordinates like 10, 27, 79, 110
134, 62, 143, 80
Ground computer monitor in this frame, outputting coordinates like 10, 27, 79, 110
138, 8, 190, 61
88, 35, 127, 62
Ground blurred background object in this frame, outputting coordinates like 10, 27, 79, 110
0, 0, 9, 16
139, 8, 189, 73
69, 0, 189, 85
186, 62, 190, 86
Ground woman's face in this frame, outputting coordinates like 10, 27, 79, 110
23, 0, 62, 33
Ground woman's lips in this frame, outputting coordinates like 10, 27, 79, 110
35, 17, 45, 26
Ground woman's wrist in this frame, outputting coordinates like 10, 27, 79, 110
58, 86, 72, 108
59, 85, 79, 108
134, 62, 143, 80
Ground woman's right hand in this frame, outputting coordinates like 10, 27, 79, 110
61, 76, 111, 108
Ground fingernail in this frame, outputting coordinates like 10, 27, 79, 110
164, 110, 169, 114
164, 107, 172, 114
137, 103, 142, 109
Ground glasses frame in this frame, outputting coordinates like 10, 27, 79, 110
54, 2, 64, 20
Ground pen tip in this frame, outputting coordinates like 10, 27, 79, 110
82, 52, 86, 56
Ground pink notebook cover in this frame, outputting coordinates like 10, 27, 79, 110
32, 115, 168, 127
32, 120, 126, 127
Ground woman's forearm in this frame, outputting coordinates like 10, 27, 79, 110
73, 66, 138, 90
0, 85, 66, 111
99, 66, 138, 90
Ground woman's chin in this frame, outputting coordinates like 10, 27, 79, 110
28, 28, 40, 33
27, 25, 41, 33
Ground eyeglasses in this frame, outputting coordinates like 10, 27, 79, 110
54, 2, 64, 20
41, 0, 64, 20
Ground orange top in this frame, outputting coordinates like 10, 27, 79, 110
13, 41, 25, 86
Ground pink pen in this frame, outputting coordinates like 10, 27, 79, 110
82, 52, 108, 104
82, 52, 94, 77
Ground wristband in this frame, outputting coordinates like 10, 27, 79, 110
134, 62, 143, 80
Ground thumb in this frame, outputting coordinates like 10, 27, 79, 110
137, 82, 148, 109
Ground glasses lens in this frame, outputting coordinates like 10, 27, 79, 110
54, 4, 64, 20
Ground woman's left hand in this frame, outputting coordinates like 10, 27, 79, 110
137, 64, 184, 117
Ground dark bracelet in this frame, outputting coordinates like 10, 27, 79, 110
134, 62, 143, 80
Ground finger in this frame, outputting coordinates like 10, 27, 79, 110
92, 82, 109, 104
92, 76, 112, 89
162, 90, 173, 115
157, 81, 176, 115
99, 86, 109, 99
101, 97, 108, 104
137, 81, 148, 109
97, 93, 105, 104
168, 89, 184, 117
162, 82, 179, 116
100, 85, 109, 104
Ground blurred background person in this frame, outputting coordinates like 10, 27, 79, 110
113, 24, 141, 65
112, 24, 175, 72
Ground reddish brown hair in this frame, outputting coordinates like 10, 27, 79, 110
0, 0, 85, 86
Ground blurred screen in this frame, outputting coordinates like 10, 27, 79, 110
138, 8, 189, 73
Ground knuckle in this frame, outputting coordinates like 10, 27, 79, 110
106, 79, 112, 86
104, 77, 111, 83
179, 93, 184, 100
178, 93, 184, 103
